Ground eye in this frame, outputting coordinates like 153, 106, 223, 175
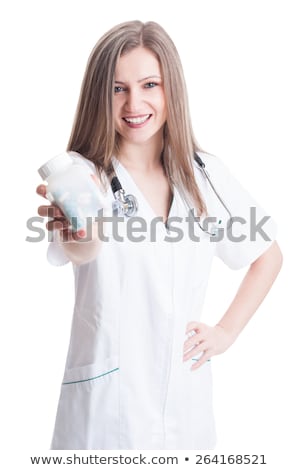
114, 86, 126, 94
144, 82, 158, 89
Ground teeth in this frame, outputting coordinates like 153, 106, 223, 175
124, 115, 150, 124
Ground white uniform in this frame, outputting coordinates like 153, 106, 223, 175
48, 152, 277, 450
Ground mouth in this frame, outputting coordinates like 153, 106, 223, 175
122, 114, 152, 127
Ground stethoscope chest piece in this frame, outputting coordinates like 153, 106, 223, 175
111, 176, 138, 217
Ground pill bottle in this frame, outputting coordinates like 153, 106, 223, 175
38, 152, 104, 232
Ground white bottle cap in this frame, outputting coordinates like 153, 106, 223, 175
38, 152, 73, 180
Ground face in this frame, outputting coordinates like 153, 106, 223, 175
113, 47, 167, 148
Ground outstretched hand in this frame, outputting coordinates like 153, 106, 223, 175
36, 184, 86, 241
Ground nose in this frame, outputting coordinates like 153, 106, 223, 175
125, 87, 144, 113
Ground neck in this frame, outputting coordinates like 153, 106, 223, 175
117, 134, 164, 172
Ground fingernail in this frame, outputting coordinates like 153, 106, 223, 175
77, 229, 86, 238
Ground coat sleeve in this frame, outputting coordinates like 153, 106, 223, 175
197, 152, 278, 270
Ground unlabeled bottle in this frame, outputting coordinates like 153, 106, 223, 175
38, 152, 104, 232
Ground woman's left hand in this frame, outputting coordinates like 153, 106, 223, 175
183, 321, 236, 370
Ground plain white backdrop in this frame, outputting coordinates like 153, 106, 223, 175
1, 1, 298, 468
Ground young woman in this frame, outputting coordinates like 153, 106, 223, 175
37, 20, 282, 450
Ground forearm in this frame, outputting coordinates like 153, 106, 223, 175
217, 241, 283, 340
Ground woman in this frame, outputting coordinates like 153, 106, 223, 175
37, 20, 282, 450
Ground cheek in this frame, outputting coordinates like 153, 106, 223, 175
148, 95, 164, 114
113, 106, 122, 133
154, 90, 167, 116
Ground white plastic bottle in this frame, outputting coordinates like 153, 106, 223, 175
38, 152, 104, 233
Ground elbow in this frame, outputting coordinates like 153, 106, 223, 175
269, 240, 283, 273
252, 240, 283, 276
275, 243, 283, 272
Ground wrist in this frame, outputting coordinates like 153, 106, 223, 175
215, 323, 239, 342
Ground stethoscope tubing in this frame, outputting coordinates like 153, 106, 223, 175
194, 154, 232, 220
110, 153, 232, 233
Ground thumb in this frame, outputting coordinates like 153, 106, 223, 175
36, 184, 48, 199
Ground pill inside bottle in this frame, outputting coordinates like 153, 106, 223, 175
38, 152, 105, 232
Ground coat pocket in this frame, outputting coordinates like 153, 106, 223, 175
62, 356, 119, 386
51, 355, 120, 450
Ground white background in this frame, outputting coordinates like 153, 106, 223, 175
1, 0, 298, 468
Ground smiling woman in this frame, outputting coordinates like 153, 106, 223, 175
113, 47, 166, 145
36, 20, 282, 450
66, 21, 207, 218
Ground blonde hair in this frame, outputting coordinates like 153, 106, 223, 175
67, 20, 206, 215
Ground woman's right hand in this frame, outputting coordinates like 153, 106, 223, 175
36, 184, 85, 242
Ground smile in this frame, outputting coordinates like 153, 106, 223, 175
123, 114, 152, 125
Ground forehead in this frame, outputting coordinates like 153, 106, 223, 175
115, 47, 161, 80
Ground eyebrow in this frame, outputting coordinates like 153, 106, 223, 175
114, 75, 162, 84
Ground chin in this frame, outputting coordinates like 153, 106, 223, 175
120, 128, 164, 146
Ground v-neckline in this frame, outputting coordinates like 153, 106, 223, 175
113, 157, 176, 225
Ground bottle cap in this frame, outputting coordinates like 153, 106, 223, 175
38, 152, 73, 180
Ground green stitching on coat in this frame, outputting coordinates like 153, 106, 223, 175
62, 367, 119, 385
192, 358, 211, 362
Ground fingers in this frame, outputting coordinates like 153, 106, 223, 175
59, 228, 86, 242
38, 204, 65, 218
46, 218, 70, 231
191, 351, 211, 371
184, 321, 211, 370
37, 185, 67, 218
183, 338, 207, 360
184, 332, 205, 353
183, 321, 233, 370
185, 321, 207, 335
37, 200, 69, 234
185, 321, 199, 334
37, 185, 67, 229
184, 322, 208, 352
36, 184, 47, 199
45, 216, 87, 238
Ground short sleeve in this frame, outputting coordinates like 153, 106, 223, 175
198, 153, 278, 270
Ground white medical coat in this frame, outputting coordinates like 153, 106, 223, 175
48, 152, 277, 450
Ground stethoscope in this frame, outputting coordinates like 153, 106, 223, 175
110, 153, 232, 235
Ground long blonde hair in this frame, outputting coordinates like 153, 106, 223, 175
67, 20, 207, 215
